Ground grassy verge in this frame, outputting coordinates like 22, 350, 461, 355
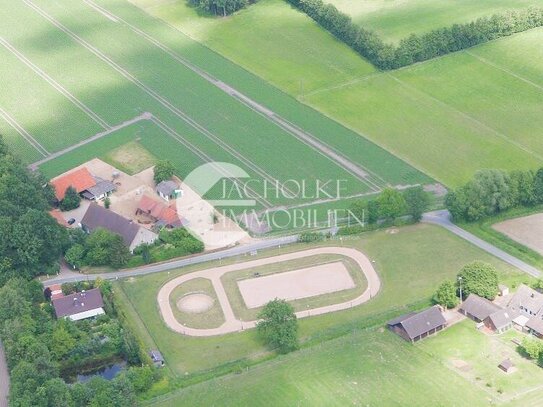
460, 205, 543, 270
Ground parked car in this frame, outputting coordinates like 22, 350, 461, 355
67, 218, 76, 225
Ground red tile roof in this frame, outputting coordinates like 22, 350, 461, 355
138, 195, 182, 226
51, 167, 96, 201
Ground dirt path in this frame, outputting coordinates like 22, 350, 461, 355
157, 247, 380, 336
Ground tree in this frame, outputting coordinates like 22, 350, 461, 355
104, 197, 111, 209
404, 186, 430, 222
65, 244, 85, 269
153, 160, 176, 184
534, 168, 543, 203
257, 299, 298, 353
84, 228, 130, 268
60, 186, 81, 211
521, 337, 543, 359
377, 188, 407, 221
51, 324, 75, 359
457, 261, 499, 300
432, 280, 458, 309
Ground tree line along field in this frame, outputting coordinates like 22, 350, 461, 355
136, 0, 543, 187
325, 0, 543, 43
0, 0, 431, 213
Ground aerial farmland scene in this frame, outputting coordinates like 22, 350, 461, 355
1, 0, 543, 406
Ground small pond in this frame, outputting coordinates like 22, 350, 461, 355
76, 361, 127, 383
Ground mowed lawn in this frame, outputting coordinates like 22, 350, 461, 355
149, 329, 489, 406
306, 29, 543, 186
325, 0, 543, 43
116, 224, 530, 377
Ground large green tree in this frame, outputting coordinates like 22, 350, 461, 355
432, 280, 458, 309
403, 186, 430, 222
457, 261, 499, 300
257, 299, 298, 354
84, 228, 130, 268
153, 160, 176, 184
60, 186, 81, 211
377, 188, 407, 221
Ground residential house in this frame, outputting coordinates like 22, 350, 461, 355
387, 306, 447, 343
485, 309, 513, 334
52, 288, 105, 321
81, 204, 158, 252
506, 284, 543, 337
459, 293, 513, 333
156, 180, 182, 202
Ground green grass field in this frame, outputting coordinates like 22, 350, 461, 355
134, 0, 543, 187
116, 224, 529, 378
326, 0, 543, 43
149, 328, 491, 406
0, 0, 432, 216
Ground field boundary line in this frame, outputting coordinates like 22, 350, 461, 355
27, 0, 291, 202
387, 73, 543, 162
0, 37, 110, 130
303, 72, 382, 98
83, 0, 385, 192
0, 107, 49, 157
465, 51, 543, 93
29, 112, 152, 170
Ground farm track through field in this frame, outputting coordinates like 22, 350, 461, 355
23, 0, 298, 202
387, 73, 543, 162
0, 106, 49, 157
83, 0, 386, 192
0, 37, 110, 130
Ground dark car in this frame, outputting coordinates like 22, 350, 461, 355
67, 218, 76, 225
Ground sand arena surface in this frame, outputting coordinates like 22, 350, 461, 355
238, 262, 355, 308
177, 293, 214, 314
493, 213, 543, 255
157, 247, 381, 337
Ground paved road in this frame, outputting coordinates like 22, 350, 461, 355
422, 210, 541, 278
44, 235, 299, 286
157, 247, 380, 336
0, 342, 8, 407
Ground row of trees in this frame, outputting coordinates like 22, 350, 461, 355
0, 278, 158, 406
348, 186, 430, 226
286, 0, 543, 69
188, 0, 254, 17
446, 168, 543, 222
433, 261, 499, 308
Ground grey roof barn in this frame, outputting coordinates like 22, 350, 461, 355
387, 306, 446, 342
459, 294, 501, 322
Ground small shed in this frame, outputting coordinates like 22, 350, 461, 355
499, 284, 509, 297
149, 350, 165, 367
156, 180, 182, 201
498, 359, 515, 374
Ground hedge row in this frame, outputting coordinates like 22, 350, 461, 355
285, 0, 543, 69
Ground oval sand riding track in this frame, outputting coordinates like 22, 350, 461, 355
157, 247, 380, 336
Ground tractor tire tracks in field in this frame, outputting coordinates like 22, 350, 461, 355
23, 0, 290, 205
0, 106, 49, 157
82, 0, 386, 192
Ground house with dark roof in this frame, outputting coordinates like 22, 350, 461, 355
507, 284, 543, 318
81, 176, 116, 201
459, 294, 502, 322
387, 306, 447, 342
52, 288, 105, 321
485, 309, 513, 334
81, 204, 158, 252
156, 180, 182, 202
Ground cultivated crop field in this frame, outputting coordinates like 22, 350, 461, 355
0, 0, 431, 218
138, 0, 543, 187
